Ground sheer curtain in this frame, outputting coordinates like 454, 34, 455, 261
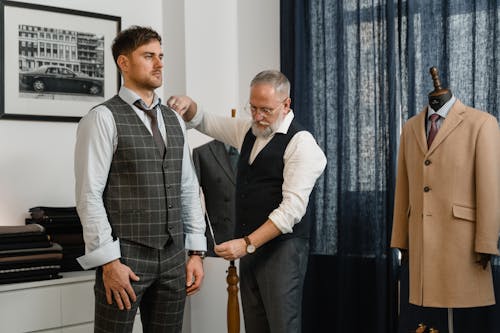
281, 1, 500, 332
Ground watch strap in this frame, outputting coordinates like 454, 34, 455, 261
188, 250, 206, 259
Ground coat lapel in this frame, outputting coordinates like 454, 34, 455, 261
427, 100, 465, 155
209, 141, 236, 185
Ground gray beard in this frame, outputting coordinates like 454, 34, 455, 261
251, 114, 285, 138
251, 124, 274, 138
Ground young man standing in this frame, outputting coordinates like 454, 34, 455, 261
75, 26, 206, 332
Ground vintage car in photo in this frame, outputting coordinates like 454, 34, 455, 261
20, 65, 104, 96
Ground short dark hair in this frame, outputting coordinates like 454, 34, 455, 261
111, 26, 162, 65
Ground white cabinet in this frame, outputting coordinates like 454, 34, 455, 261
0, 271, 142, 333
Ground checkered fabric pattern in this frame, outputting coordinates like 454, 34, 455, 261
102, 96, 184, 249
94, 239, 186, 333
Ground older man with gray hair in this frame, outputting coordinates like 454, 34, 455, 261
169, 70, 326, 333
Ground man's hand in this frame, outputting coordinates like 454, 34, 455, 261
186, 255, 204, 296
167, 95, 197, 122
102, 259, 140, 310
215, 238, 247, 261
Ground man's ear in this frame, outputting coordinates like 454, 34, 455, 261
283, 97, 292, 113
116, 54, 128, 73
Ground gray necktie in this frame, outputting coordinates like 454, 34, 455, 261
228, 146, 239, 172
134, 100, 166, 156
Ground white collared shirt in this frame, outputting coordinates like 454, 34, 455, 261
74, 87, 206, 270
188, 108, 327, 234
426, 95, 456, 136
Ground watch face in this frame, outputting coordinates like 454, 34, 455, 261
247, 244, 256, 254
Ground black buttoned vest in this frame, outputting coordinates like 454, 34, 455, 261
235, 120, 310, 242
102, 95, 184, 249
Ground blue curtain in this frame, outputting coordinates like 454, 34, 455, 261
281, 1, 500, 332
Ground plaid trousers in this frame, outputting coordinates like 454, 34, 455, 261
94, 239, 186, 333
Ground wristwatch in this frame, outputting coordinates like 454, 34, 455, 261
244, 236, 256, 254
188, 250, 206, 259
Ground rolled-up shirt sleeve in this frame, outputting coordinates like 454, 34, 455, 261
268, 131, 327, 233
75, 106, 121, 270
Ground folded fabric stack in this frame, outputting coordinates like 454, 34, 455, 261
0, 224, 62, 284
26, 206, 85, 272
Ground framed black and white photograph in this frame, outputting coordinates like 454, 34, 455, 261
0, 1, 121, 122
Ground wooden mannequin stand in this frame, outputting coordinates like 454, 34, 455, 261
226, 260, 240, 333
226, 108, 240, 333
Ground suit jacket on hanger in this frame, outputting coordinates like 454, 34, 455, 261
391, 99, 500, 308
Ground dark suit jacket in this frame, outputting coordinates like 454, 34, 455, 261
192, 140, 237, 256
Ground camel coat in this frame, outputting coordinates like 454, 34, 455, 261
391, 99, 500, 308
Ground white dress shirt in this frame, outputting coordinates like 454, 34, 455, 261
188, 108, 327, 234
426, 95, 456, 136
75, 87, 206, 270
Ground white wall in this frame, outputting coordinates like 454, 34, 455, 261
1, 0, 279, 332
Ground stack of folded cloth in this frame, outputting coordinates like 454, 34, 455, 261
0, 224, 62, 284
26, 207, 85, 272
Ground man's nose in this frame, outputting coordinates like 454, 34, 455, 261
154, 57, 163, 68
252, 110, 265, 121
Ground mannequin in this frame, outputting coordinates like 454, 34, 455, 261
391, 66, 500, 332
428, 67, 452, 111
192, 140, 238, 256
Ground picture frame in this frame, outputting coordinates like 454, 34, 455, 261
0, 0, 121, 122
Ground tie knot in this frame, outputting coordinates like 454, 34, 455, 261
429, 113, 440, 123
134, 100, 157, 120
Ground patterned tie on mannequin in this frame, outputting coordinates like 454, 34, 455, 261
427, 113, 440, 148
134, 100, 166, 156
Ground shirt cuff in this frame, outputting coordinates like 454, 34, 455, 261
76, 239, 121, 270
185, 233, 207, 251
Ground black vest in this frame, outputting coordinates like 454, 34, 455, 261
235, 120, 310, 241
102, 95, 184, 249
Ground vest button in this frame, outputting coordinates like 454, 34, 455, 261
424, 186, 430, 192
168, 204, 173, 208
424, 159, 431, 165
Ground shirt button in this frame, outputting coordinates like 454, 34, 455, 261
424, 186, 430, 192
424, 160, 431, 165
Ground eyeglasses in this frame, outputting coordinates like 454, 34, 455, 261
246, 98, 288, 117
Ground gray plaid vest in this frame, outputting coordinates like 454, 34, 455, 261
102, 95, 184, 249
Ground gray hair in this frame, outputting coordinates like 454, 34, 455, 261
250, 70, 290, 98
